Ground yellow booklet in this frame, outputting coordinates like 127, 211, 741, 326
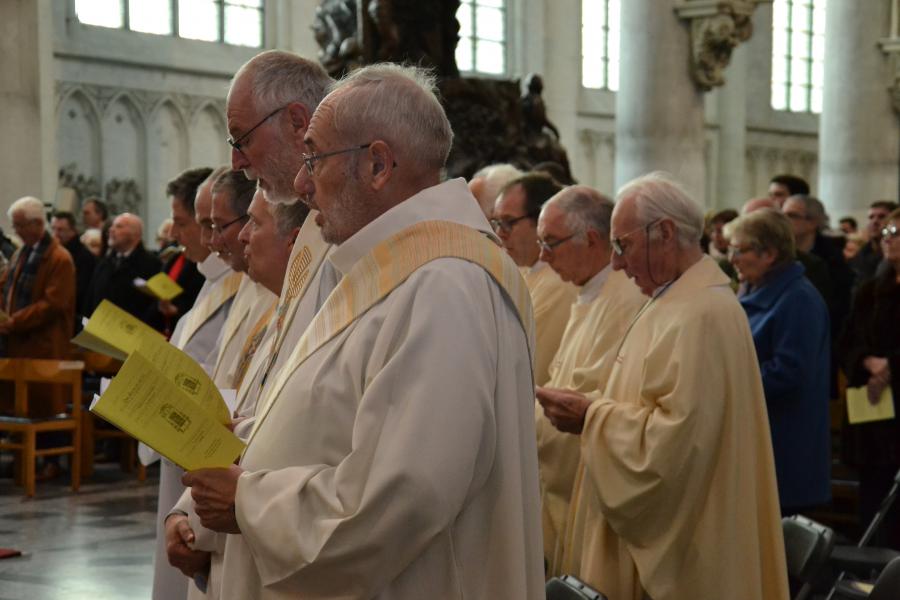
846, 386, 895, 424
135, 273, 184, 301
72, 300, 164, 361
90, 351, 245, 471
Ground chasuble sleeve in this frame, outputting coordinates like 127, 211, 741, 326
234, 263, 514, 596
579, 305, 732, 546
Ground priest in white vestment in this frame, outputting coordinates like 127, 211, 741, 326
184, 64, 544, 600
532, 186, 645, 576
143, 168, 242, 600
538, 173, 789, 600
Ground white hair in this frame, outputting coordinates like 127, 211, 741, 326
8, 196, 46, 222
471, 163, 523, 215
326, 63, 453, 173
232, 50, 333, 114
616, 172, 704, 248
548, 186, 614, 241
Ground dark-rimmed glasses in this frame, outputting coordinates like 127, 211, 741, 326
537, 234, 575, 253
490, 213, 538, 233
611, 219, 660, 256
226, 106, 287, 153
211, 214, 249, 235
301, 143, 372, 176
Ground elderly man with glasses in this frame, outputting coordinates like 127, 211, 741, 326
531, 185, 645, 577
493, 172, 576, 385
537, 172, 789, 600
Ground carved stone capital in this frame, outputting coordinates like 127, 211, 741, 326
675, 0, 767, 92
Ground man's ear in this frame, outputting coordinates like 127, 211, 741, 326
368, 140, 394, 191
658, 219, 677, 243
585, 229, 602, 247
286, 102, 311, 136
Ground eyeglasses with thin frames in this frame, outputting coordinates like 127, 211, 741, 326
226, 105, 287, 153
611, 219, 660, 256
882, 224, 899, 240
301, 143, 372, 176
537, 234, 575, 253
490, 213, 538, 233
211, 214, 249, 235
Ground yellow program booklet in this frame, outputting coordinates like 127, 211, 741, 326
90, 351, 245, 471
73, 300, 165, 360
135, 273, 184, 301
846, 386, 895, 424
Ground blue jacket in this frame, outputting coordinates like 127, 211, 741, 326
739, 261, 831, 510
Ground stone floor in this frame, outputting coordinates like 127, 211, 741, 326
0, 460, 158, 600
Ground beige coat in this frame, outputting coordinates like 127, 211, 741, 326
563, 256, 789, 600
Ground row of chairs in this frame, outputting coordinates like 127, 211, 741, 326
0, 355, 143, 497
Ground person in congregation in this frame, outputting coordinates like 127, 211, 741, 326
166, 189, 310, 600
80, 228, 103, 257
142, 167, 243, 600
81, 197, 111, 256
205, 171, 273, 390
467, 162, 523, 218
850, 200, 899, 285
50, 210, 96, 330
767, 173, 809, 208
493, 172, 576, 385
725, 209, 831, 515
537, 172, 788, 600
162, 49, 336, 600
533, 185, 645, 576
0, 197, 76, 409
840, 207, 900, 550
183, 63, 544, 599
83, 212, 161, 321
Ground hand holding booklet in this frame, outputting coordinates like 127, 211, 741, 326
90, 351, 245, 470
134, 273, 184, 301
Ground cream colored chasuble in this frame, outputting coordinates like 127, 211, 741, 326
522, 261, 577, 386
536, 267, 645, 576
562, 256, 788, 600
210, 276, 276, 389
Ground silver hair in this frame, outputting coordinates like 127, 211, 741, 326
616, 172, 704, 248
271, 198, 309, 238
233, 50, 332, 114
548, 186, 614, 241
471, 163, 523, 215
326, 63, 453, 172
8, 196, 46, 222
787, 194, 828, 230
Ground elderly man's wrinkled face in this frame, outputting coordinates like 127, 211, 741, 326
782, 198, 816, 240
227, 77, 303, 205
108, 216, 139, 253
609, 198, 662, 297
238, 190, 293, 291
210, 190, 249, 272
493, 184, 539, 267
11, 212, 45, 247
537, 203, 588, 285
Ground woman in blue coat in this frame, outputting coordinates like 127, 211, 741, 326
726, 209, 831, 515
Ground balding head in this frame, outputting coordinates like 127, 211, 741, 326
108, 213, 143, 254
742, 197, 779, 214
468, 163, 524, 218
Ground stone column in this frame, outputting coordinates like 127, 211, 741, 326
0, 0, 56, 226
614, 0, 707, 203
819, 0, 899, 220
714, 41, 749, 209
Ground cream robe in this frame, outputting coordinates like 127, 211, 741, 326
523, 261, 577, 385
173, 214, 336, 600
563, 256, 789, 600
210, 276, 277, 390
145, 254, 240, 600
536, 267, 645, 576
219, 178, 544, 600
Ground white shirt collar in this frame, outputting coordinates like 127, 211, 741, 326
527, 260, 548, 275
329, 178, 494, 276
197, 252, 231, 281
577, 263, 612, 304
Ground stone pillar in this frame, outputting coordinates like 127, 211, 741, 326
819, 0, 899, 220
714, 42, 749, 209
0, 0, 56, 227
614, 0, 707, 203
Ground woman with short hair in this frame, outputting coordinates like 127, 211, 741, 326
726, 208, 831, 515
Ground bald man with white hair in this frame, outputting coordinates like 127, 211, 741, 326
468, 162, 523, 218
538, 172, 788, 600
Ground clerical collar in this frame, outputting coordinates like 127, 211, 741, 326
577, 263, 612, 304
197, 252, 231, 281
527, 260, 548, 275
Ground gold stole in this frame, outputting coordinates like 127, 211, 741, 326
231, 300, 277, 392
211, 278, 257, 383
247, 220, 535, 445
176, 271, 243, 351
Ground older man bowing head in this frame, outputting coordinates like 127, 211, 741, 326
538, 172, 789, 600
184, 64, 544, 600
533, 186, 645, 576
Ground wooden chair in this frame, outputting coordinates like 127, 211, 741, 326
0, 359, 84, 497
78, 351, 145, 481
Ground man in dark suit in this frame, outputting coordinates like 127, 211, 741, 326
50, 211, 96, 330
84, 213, 161, 321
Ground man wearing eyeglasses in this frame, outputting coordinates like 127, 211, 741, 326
537, 172, 788, 600
183, 63, 544, 600
531, 186, 645, 577
493, 172, 576, 385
